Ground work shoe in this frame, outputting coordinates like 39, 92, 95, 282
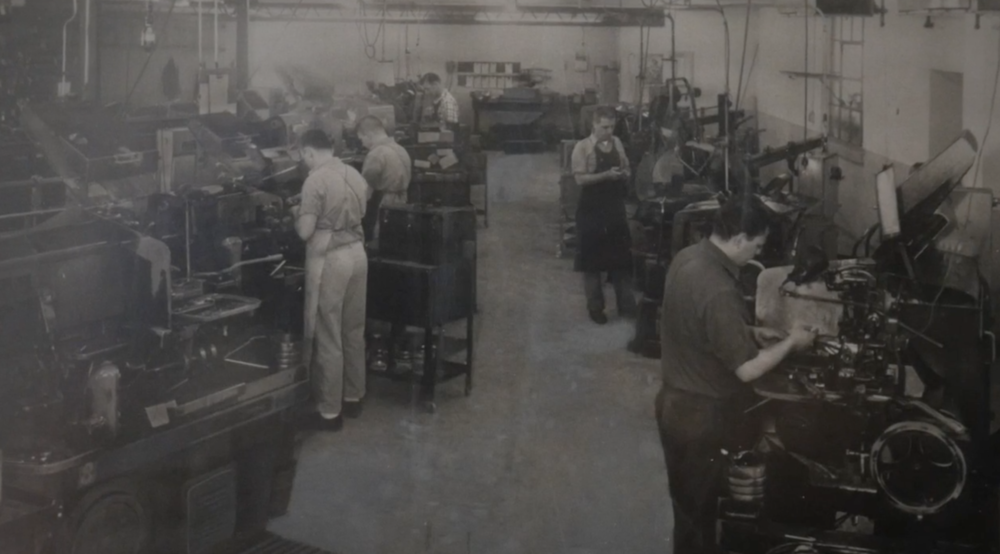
344, 399, 364, 419
589, 310, 608, 325
301, 412, 344, 432
627, 339, 641, 354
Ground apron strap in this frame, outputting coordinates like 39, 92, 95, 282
315, 166, 365, 250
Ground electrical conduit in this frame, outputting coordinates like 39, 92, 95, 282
61, 0, 79, 91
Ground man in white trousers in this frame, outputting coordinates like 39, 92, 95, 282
291, 129, 369, 431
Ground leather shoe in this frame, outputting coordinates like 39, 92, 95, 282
627, 339, 641, 354
344, 399, 364, 419
301, 412, 344, 432
589, 310, 608, 325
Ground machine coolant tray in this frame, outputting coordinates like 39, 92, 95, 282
172, 294, 262, 324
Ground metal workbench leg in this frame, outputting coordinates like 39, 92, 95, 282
464, 312, 474, 397
419, 326, 438, 413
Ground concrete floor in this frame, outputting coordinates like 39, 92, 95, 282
269, 152, 672, 554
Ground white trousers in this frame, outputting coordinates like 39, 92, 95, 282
303, 236, 368, 416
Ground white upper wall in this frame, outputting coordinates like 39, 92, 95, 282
753, 2, 991, 174
247, 22, 618, 97
618, 8, 757, 109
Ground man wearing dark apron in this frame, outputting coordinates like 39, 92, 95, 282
291, 130, 369, 431
570, 106, 637, 325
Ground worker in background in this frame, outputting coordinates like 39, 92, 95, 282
417, 72, 460, 130
290, 129, 369, 431
656, 197, 816, 554
571, 105, 637, 325
651, 126, 685, 196
357, 115, 412, 242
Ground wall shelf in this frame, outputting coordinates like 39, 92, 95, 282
780, 70, 843, 81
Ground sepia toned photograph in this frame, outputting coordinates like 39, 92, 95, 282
0, 0, 998, 552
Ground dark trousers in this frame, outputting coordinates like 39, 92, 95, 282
655, 387, 752, 554
584, 269, 637, 316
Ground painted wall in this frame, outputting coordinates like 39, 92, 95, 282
751, 4, 996, 248
98, 12, 236, 108
97, 13, 618, 126
245, 22, 618, 124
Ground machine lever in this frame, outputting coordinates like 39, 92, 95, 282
193, 254, 284, 277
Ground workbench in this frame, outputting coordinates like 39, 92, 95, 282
365, 257, 475, 413
471, 95, 548, 153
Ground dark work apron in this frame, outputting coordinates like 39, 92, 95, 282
419, 95, 442, 126
574, 142, 633, 273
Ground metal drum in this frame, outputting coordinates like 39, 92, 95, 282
274, 333, 301, 371
728, 451, 766, 504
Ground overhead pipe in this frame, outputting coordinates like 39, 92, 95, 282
214, 0, 219, 63
60, 0, 80, 93
667, 12, 676, 84
803, 0, 808, 142
198, 0, 203, 66
734, 0, 750, 112
715, 0, 731, 193
83, 0, 91, 91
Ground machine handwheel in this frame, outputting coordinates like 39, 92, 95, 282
56, 481, 150, 554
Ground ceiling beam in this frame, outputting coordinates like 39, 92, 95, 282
102, 0, 666, 25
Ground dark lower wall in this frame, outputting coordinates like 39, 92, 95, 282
1, 2, 76, 122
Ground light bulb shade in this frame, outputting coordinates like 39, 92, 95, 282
141, 24, 156, 50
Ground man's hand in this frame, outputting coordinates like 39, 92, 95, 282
735, 325, 817, 383
288, 205, 301, 219
787, 326, 818, 351
751, 327, 788, 347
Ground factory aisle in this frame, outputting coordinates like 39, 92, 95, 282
270, 152, 671, 554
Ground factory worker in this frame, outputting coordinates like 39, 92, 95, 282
290, 129, 369, 431
417, 72, 460, 130
656, 196, 816, 554
570, 105, 637, 325
651, 127, 685, 195
357, 114, 412, 241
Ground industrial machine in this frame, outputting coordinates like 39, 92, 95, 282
629, 136, 832, 359
0, 206, 310, 554
717, 131, 999, 554
0, 101, 333, 553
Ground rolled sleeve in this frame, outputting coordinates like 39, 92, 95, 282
361, 150, 386, 192
703, 293, 759, 374
613, 137, 630, 172
571, 140, 591, 176
298, 175, 325, 218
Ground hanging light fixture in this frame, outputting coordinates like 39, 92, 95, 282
924, 14, 935, 29
140, 1, 157, 51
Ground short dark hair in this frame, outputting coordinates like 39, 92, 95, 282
299, 129, 333, 151
592, 105, 617, 123
357, 115, 386, 134
420, 73, 442, 85
712, 195, 771, 240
